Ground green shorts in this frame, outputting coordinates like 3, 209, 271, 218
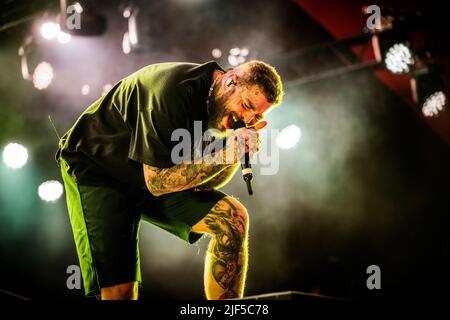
60, 158, 226, 298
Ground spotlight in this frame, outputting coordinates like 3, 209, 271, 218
122, 6, 139, 52
422, 91, 446, 117
102, 83, 113, 96
81, 84, 90, 95
240, 48, 249, 57
229, 47, 240, 56
122, 32, 131, 54
40, 22, 60, 40
228, 55, 238, 67
128, 10, 139, 45
384, 42, 414, 74
57, 31, 72, 44
33, 62, 54, 90
18, 36, 33, 80
211, 48, 222, 59
38, 180, 64, 202
123, 8, 131, 18
372, 34, 416, 74
2, 143, 28, 169
411, 64, 447, 118
228, 47, 250, 67
276, 125, 302, 150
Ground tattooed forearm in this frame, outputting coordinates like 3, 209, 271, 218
144, 162, 232, 196
195, 164, 239, 191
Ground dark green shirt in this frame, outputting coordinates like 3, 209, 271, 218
57, 61, 224, 188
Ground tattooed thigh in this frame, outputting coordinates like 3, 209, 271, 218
191, 196, 249, 243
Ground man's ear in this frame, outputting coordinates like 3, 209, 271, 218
224, 73, 238, 87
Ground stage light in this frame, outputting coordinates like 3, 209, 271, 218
38, 180, 64, 202
18, 36, 33, 80
211, 48, 222, 58
40, 22, 60, 40
228, 47, 249, 66
123, 8, 131, 18
372, 35, 415, 74
411, 64, 447, 118
422, 91, 446, 117
121, 6, 139, 51
240, 48, 249, 57
102, 83, 113, 96
228, 55, 238, 66
384, 43, 414, 74
128, 11, 138, 45
276, 125, 301, 150
122, 32, 131, 54
33, 62, 54, 90
2, 143, 28, 169
57, 31, 72, 44
229, 47, 240, 56
81, 84, 90, 95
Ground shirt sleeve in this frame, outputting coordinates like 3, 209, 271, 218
128, 80, 192, 168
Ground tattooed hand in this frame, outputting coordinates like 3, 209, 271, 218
227, 120, 266, 161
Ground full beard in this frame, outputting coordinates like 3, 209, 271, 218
207, 89, 233, 132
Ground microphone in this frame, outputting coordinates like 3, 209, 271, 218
232, 119, 253, 195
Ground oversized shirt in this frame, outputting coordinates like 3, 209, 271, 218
56, 61, 224, 188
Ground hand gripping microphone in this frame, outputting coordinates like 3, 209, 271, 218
232, 119, 253, 195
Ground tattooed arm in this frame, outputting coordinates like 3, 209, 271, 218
144, 129, 249, 196
194, 164, 239, 191
143, 162, 234, 196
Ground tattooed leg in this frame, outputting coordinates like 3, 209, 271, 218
191, 196, 249, 299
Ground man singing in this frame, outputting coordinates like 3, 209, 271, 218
56, 60, 283, 300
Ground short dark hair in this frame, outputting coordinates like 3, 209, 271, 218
239, 60, 284, 106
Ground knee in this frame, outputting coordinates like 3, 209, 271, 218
222, 196, 249, 237
101, 282, 138, 300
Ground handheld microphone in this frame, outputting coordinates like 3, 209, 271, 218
232, 119, 253, 195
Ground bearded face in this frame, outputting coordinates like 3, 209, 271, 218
207, 85, 235, 132
206, 74, 272, 137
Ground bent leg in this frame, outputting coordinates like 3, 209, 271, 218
191, 196, 249, 300
60, 157, 142, 298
